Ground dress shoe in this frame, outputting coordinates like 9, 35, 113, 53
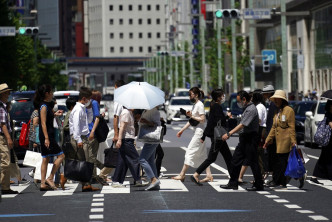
60, 173, 67, 190
299, 177, 305, 189
171, 175, 185, 182
82, 185, 92, 192
2, 189, 19, 194
220, 184, 238, 190
90, 185, 100, 191
190, 175, 203, 186
310, 177, 323, 185
246, 186, 264, 191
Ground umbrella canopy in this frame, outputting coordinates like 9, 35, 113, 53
321, 90, 332, 100
114, 81, 165, 109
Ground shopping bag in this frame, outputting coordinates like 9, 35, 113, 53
285, 146, 306, 179
64, 158, 94, 182
137, 125, 164, 144
19, 120, 30, 147
104, 143, 119, 168
23, 150, 42, 167
34, 160, 53, 180
314, 117, 331, 146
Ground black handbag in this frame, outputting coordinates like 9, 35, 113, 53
95, 115, 109, 143
104, 143, 119, 168
180, 108, 199, 126
64, 150, 94, 182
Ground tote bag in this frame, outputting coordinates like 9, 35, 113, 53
23, 150, 42, 167
285, 146, 306, 179
314, 117, 331, 147
19, 120, 30, 147
104, 143, 119, 168
64, 155, 94, 182
137, 125, 164, 144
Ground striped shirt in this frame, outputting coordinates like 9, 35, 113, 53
0, 101, 12, 133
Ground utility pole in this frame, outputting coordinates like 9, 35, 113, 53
175, 37, 179, 89
182, 40, 186, 88
170, 52, 174, 94
199, 0, 207, 93
249, 0, 255, 90
281, 0, 288, 91
231, 0, 237, 92
217, 1, 222, 88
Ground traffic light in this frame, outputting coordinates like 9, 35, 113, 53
263, 59, 270, 73
157, 51, 169, 56
18, 27, 39, 35
215, 9, 240, 19
250, 58, 255, 72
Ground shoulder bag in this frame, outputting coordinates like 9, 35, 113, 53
95, 115, 110, 143
214, 120, 228, 140
314, 117, 331, 147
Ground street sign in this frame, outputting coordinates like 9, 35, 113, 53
171, 51, 185, 57
262, 49, 277, 64
243, 8, 271, 20
0, 26, 16, 37
297, 54, 304, 69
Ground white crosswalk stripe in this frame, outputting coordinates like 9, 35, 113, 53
2, 184, 30, 198
43, 183, 79, 196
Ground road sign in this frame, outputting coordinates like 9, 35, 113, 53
170, 51, 185, 57
0, 26, 16, 37
262, 49, 277, 64
297, 54, 304, 69
243, 8, 271, 20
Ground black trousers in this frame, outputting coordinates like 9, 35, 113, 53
155, 144, 164, 177
196, 138, 232, 174
228, 132, 263, 189
273, 152, 290, 186
267, 140, 277, 172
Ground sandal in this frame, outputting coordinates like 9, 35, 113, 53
199, 176, 213, 183
171, 175, 185, 182
45, 179, 57, 190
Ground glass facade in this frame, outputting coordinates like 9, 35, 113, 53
265, 25, 282, 63
314, 6, 332, 69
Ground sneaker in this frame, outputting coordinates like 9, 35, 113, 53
111, 182, 126, 188
2, 189, 19, 195
28, 169, 34, 178
133, 180, 149, 187
145, 180, 161, 191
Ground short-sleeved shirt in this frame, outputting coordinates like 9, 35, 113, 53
191, 100, 205, 129
0, 101, 11, 134
240, 102, 259, 133
114, 101, 123, 129
119, 109, 135, 139
140, 108, 161, 126
256, 103, 267, 127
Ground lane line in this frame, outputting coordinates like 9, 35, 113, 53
308, 215, 329, 221
284, 204, 301, 209
274, 199, 289, 203
89, 215, 104, 220
91, 208, 104, 212
297, 210, 314, 214
265, 195, 279, 198
91, 202, 104, 207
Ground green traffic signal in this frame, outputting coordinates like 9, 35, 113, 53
215, 10, 223, 18
18, 27, 26, 34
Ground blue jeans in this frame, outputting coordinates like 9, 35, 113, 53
139, 143, 158, 180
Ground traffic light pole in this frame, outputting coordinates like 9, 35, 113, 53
249, 0, 255, 90
170, 53, 174, 94
281, 0, 288, 91
175, 37, 179, 90
182, 40, 186, 88
199, 0, 207, 93
217, 11, 222, 89
231, 0, 237, 92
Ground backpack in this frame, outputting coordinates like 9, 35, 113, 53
314, 117, 331, 147
94, 116, 109, 143
19, 120, 30, 147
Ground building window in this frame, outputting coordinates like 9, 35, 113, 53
156, 5, 160, 11
148, 32, 152, 38
129, 5, 132, 11
110, 33, 114, 39
130, 47, 134, 52
157, 46, 161, 50
147, 5, 151, 11
139, 33, 143, 38
148, 46, 152, 53
109, 19, 113, 25
119, 19, 123, 25
156, 18, 160, 24
129, 33, 133, 39
119, 5, 123, 11
138, 5, 142, 11
138, 19, 142, 25
139, 46, 143, 52
109, 5, 113, 11
129, 19, 133, 25
110, 47, 114, 53
119, 33, 123, 39
156, 32, 160, 38
120, 47, 124, 53
147, 18, 151, 24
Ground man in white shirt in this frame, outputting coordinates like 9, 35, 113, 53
70, 86, 99, 192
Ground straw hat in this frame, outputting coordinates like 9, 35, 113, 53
270, 90, 288, 102
0, 83, 12, 94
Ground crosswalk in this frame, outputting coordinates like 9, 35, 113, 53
4, 176, 327, 198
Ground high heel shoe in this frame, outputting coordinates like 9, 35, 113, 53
190, 175, 203, 186
60, 173, 67, 190
171, 175, 185, 182
199, 176, 213, 183
45, 179, 57, 190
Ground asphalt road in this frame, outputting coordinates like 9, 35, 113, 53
1, 119, 332, 222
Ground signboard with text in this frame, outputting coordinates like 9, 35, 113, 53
243, 8, 271, 20
0, 26, 16, 37
262, 49, 277, 64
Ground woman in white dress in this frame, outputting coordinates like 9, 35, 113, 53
172, 87, 212, 181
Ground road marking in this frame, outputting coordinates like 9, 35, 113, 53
93, 198, 104, 202
172, 127, 182, 131
43, 183, 79, 196
101, 181, 130, 193
90, 194, 104, 220
297, 210, 314, 214
2, 184, 30, 198
159, 179, 188, 192
307, 154, 319, 160
91, 208, 104, 212
274, 199, 289, 203
209, 179, 246, 192
273, 185, 306, 192
163, 139, 171, 143
284, 204, 301, 209
93, 194, 104, 197
308, 179, 332, 191
257, 191, 270, 194
89, 215, 103, 219
143, 209, 251, 213
91, 202, 104, 207
160, 166, 167, 172
308, 215, 329, 220
265, 195, 279, 198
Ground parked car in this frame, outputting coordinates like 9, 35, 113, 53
9, 91, 35, 159
292, 101, 317, 144
304, 99, 327, 148
166, 96, 192, 124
